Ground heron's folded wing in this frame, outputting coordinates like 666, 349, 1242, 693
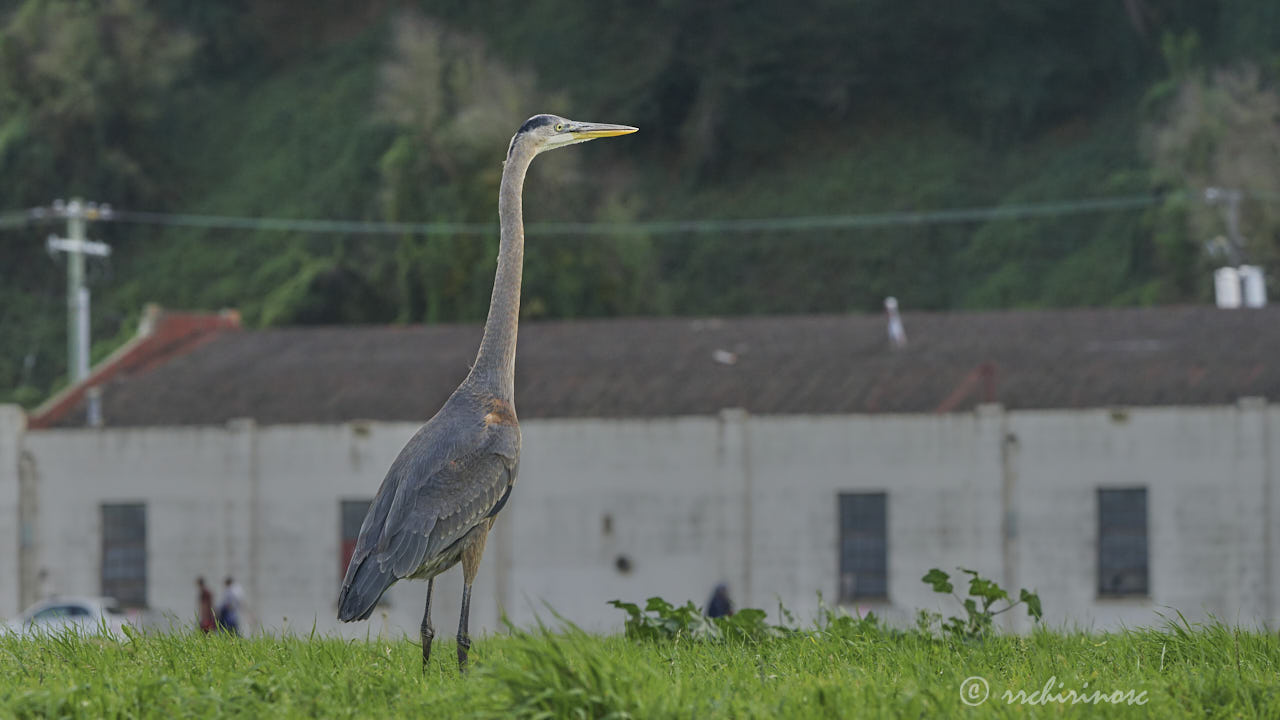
375, 428, 517, 578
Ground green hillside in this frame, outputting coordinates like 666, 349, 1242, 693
2, 0, 1279, 405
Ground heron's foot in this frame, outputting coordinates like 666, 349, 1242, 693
421, 627, 434, 671
456, 633, 471, 673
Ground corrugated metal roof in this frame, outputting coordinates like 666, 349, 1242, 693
53, 306, 1280, 427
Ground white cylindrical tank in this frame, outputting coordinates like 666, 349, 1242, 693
1214, 267, 1241, 308
1239, 265, 1267, 308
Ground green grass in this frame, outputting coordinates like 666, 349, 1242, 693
1, 615, 1277, 718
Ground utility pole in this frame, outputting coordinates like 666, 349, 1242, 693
45, 198, 112, 388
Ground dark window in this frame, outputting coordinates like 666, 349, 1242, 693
340, 499, 371, 578
101, 503, 147, 608
838, 492, 887, 601
1098, 488, 1149, 597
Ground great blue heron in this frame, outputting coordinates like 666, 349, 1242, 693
336, 114, 637, 671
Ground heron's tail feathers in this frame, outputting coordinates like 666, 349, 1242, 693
337, 556, 395, 622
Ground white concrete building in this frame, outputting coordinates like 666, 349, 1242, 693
2, 306, 1278, 635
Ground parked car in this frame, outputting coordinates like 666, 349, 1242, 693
1, 597, 131, 639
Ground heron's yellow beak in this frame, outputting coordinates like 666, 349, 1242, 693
570, 122, 639, 140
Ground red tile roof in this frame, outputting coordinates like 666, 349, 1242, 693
30, 306, 241, 429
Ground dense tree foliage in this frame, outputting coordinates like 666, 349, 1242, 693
1, 0, 1279, 405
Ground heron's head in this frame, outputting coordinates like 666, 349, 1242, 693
508, 114, 637, 159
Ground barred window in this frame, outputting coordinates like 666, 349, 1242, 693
101, 503, 147, 608
838, 492, 888, 601
1098, 488, 1149, 597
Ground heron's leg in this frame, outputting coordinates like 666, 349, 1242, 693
457, 521, 492, 673
456, 581, 473, 671
420, 578, 435, 671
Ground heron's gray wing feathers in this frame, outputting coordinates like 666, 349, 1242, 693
373, 418, 518, 579
382, 451, 514, 577
337, 401, 519, 621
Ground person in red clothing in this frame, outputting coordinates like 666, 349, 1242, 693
196, 577, 216, 633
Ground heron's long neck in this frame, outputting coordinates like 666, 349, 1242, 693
468, 141, 534, 399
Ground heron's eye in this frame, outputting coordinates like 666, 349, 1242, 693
554, 123, 565, 132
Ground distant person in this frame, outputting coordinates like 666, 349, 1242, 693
217, 576, 245, 636
196, 577, 216, 633
707, 582, 734, 618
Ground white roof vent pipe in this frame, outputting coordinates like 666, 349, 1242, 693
1239, 265, 1267, 308
885, 296, 907, 348
1215, 267, 1242, 308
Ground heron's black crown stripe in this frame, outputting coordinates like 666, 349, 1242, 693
517, 115, 557, 134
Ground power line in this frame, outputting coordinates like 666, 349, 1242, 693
105, 193, 1181, 235
0, 191, 1180, 238
0, 210, 35, 229
107, 210, 491, 235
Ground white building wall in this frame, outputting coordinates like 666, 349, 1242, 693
0, 406, 24, 618
4, 402, 1278, 636
1269, 405, 1280, 629
19, 425, 254, 624
1008, 401, 1274, 630
506, 415, 734, 630
744, 407, 1006, 624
